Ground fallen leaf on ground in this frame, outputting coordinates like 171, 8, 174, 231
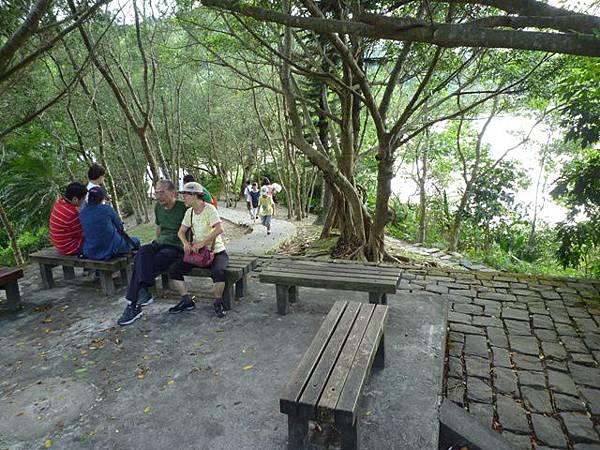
167, 380, 174, 385
242, 364, 254, 371
143, 406, 151, 413
74, 368, 87, 374
44, 439, 53, 448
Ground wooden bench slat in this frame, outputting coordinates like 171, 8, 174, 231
297, 301, 362, 419
268, 260, 402, 276
335, 305, 389, 423
280, 301, 349, 415
0, 268, 24, 285
30, 249, 131, 270
260, 271, 397, 294
316, 303, 376, 421
261, 266, 401, 283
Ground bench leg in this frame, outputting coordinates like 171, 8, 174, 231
222, 281, 235, 310
340, 421, 359, 450
289, 285, 298, 303
5, 281, 21, 312
62, 266, 76, 281
99, 272, 116, 296
368, 292, 385, 305
276, 284, 290, 315
287, 415, 308, 450
161, 273, 170, 290
120, 268, 129, 285
235, 274, 248, 299
374, 334, 385, 369
39, 264, 55, 289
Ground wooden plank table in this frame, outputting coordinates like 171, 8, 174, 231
259, 259, 401, 315
158, 254, 258, 310
280, 300, 388, 449
0, 267, 24, 312
30, 248, 132, 296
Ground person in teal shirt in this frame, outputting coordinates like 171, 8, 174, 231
118, 179, 187, 326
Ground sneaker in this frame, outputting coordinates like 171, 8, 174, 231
169, 295, 195, 314
213, 299, 226, 318
137, 288, 154, 307
125, 289, 154, 307
118, 304, 143, 326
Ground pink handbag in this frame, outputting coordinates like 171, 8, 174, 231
183, 246, 214, 267
182, 209, 215, 268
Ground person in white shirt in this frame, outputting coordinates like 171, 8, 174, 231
243, 180, 253, 219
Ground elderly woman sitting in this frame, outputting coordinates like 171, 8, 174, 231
168, 182, 229, 318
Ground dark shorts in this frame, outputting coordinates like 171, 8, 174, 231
169, 250, 229, 283
261, 215, 272, 228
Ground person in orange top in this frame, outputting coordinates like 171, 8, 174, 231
49, 182, 88, 255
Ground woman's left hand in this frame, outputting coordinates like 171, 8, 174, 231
191, 242, 205, 252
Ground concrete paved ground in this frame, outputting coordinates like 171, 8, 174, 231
0, 267, 446, 450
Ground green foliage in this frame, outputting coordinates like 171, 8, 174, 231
551, 149, 600, 273
0, 125, 71, 237
554, 221, 600, 275
556, 58, 600, 147
0, 227, 50, 266
464, 241, 583, 278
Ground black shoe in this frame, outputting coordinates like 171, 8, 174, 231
213, 299, 226, 318
137, 288, 154, 307
169, 295, 195, 314
118, 304, 143, 326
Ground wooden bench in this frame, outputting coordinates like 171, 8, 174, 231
29, 248, 132, 296
259, 259, 401, 315
0, 267, 24, 312
158, 254, 258, 310
280, 300, 388, 450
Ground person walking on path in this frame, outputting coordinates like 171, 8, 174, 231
258, 186, 275, 235
117, 180, 187, 326
80, 187, 139, 261
168, 182, 229, 318
243, 180, 253, 219
249, 182, 260, 222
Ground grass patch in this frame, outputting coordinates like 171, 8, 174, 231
129, 222, 156, 244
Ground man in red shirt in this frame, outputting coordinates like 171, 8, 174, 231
49, 182, 88, 255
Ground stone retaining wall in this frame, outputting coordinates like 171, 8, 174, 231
397, 268, 600, 450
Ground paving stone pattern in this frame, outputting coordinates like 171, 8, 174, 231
398, 268, 600, 449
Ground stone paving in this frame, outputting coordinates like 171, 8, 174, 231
396, 267, 600, 450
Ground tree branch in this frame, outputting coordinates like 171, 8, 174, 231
202, 0, 600, 57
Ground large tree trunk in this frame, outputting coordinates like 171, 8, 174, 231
449, 183, 471, 252
0, 200, 24, 266
367, 138, 394, 261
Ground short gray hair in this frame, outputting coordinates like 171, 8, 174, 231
156, 179, 176, 192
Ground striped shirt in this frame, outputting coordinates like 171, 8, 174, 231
49, 197, 83, 255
